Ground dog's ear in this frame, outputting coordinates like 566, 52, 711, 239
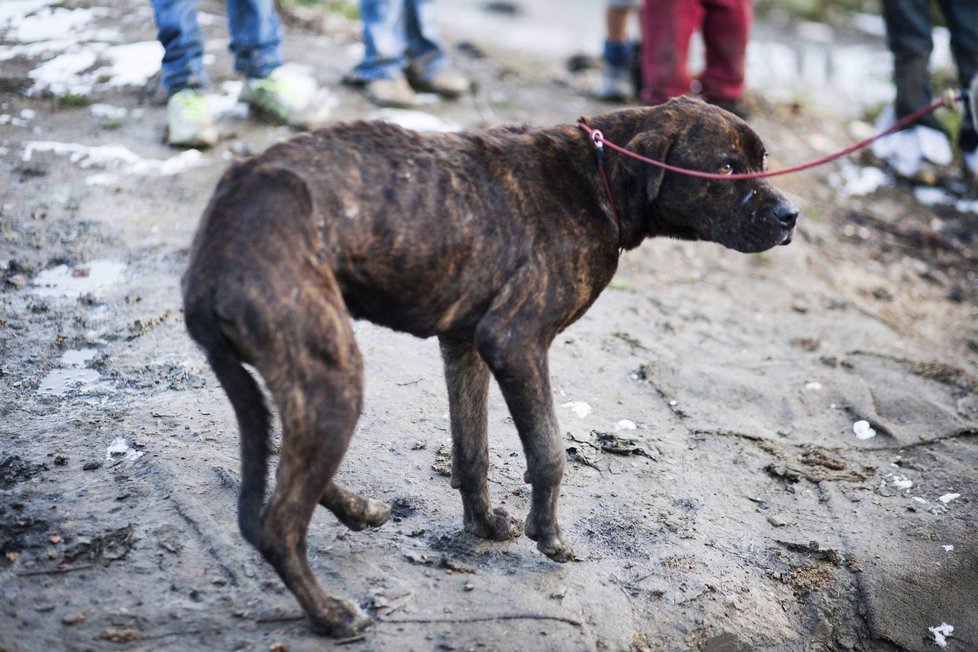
617, 132, 672, 203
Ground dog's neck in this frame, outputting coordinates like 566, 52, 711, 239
576, 111, 655, 251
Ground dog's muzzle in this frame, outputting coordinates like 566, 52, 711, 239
775, 202, 799, 245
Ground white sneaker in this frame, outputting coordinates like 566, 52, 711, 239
240, 64, 319, 127
598, 63, 632, 102
166, 88, 218, 148
872, 105, 951, 180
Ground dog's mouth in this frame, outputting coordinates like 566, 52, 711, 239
779, 232, 793, 246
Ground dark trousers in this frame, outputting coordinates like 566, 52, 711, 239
882, 0, 978, 150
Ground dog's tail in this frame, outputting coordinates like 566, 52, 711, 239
184, 295, 271, 547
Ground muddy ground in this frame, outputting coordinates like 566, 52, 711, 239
2, 1, 977, 650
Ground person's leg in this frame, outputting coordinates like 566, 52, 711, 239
152, 0, 217, 147
404, 0, 445, 76
151, 0, 207, 93
937, 0, 978, 157
401, 0, 469, 95
600, 1, 638, 100
882, 0, 941, 130
352, 0, 409, 82
640, 0, 701, 106
226, 0, 283, 79
699, 0, 752, 105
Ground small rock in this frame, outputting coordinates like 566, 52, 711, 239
61, 612, 86, 625
463, 581, 474, 592
100, 628, 140, 643
82, 461, 102, 471
53, 455, 68, 466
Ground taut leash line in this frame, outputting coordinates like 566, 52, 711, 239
578, 90, 963, 182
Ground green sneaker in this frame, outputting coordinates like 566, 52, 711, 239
166, 88, 218, 148
240, 65, 318, 127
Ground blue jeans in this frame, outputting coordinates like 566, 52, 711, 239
351, 0, 448, 82
882, 0, 978, 149
151, 0, 284, 94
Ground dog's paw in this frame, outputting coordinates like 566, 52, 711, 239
465, 507, 524, 541
525, 518, 575, 562
536, 534, 576, 563
308, 599, 373, 638
337, 498, 391, 532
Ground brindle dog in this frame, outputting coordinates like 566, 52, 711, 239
182, 97, 798, 636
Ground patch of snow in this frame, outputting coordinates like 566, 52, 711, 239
94, 41, 164, 88
28, 50, 99, 95
615, 419, 637, 431
368, 108, 462, 133
90, 103, 127, 120
805, 381, 822, 390
23, 141, 206, 184
954, 198, 978, 215
942, 544, 953, 552
830, 162, 887, 197
937, 493, 960, 504
913, 186, 952, 207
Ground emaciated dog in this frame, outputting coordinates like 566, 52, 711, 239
182, 97, 798, 636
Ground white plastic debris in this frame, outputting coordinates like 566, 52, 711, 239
561, 401, 592, 418
938, 493, 960, 504
852, 420, 876, 440
891, 475, 913, 490
615, 419, 637, 431
105, 437, 143, 463
928, 623, 953, 648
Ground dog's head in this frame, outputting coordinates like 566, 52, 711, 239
611, 97, 798, 253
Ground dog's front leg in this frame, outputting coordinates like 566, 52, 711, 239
475, 329, 575, 562
440, 336, 524, 541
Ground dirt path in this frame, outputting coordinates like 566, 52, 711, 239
2, 1, 977, 650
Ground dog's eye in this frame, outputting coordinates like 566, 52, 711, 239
762, 153, 769, 171
719, 163, 734, 175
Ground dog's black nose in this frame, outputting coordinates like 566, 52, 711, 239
775, 203, 798, 230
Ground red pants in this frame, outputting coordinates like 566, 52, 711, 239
640, 0, 753, 105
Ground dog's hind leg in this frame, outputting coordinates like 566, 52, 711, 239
320, 482, 391, 531
252, 288, 372, 637
202, 342, 272, 548
440, 336, 524, 541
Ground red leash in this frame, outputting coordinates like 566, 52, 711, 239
578, 92, 959, 183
